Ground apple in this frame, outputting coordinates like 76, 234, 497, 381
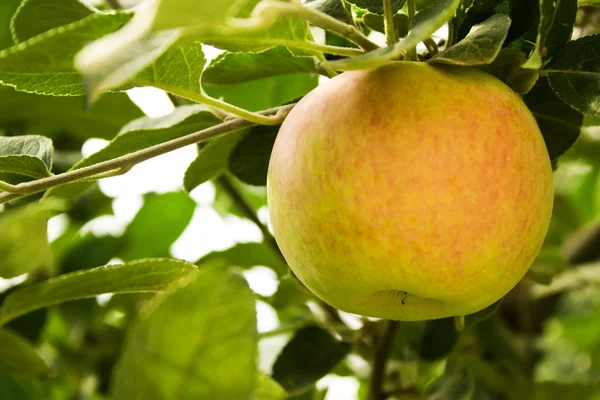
267, 62, 553, 321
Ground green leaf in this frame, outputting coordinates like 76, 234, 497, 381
307, 0, 354, 25
430, 14, 511, 66
0, 87, 143, 140
272, 325, 351, 395
204, 73, 317, 111
419, 318, 458, 361
326, 0, 461, 71
0, 258, 197, 325
111, 266, 257, 400
229, 125, 278, 186
254, 374, 288, 400
0, 12, 131, 95
545, 34, 600, 118
44, 105, 221, 201
0, 201, 59, 279
479, 48, 539, 94
0, 366, 46, 400
118, 192, 196, 261
533, 383, 600, 400
197, 242, 287, 276
346, 0, 406, 14
523, 0, 578, 69
0, 329, 52, 378
202, 47, 318, 85
0, 0, 20, 50
183, 130, 247, 192
0, 135, 53, 178
524, 78, 583, 161
10, 0, 94, 43
363, 12, 410, 38
464, 300, 503, 328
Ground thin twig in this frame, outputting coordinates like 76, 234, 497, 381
104, 0, 121, 10
0, 104, 295, 204
368, 321, 399, 400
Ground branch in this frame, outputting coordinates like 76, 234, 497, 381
0, 104, 295, 205
406, 0, 417, 61
368, 320, 399, 400
105, 0, 121, 9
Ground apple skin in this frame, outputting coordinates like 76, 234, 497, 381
267, 62, 553, 321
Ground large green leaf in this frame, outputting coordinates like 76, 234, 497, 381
202, 47, 318, 85
118, 192, 196, 261
0, 201, 59, 279
545, 35, 600, 118
0, 87, 143, 140
0, 135, 53, 178
430, 14, 511, 66
0, 12, 131, 95
0, 258, 197, 325
10, 0, 94, 43
271, 325, 351, 395
111, 266, 257, 400
326, 0, 461, 70
523, 0, 578, 69
0, 329, 52, 378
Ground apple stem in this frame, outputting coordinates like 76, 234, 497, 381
454, 315, 465, 332
406, 0, 418, 61
368, 320, 399, 400
383, 0, 399, 45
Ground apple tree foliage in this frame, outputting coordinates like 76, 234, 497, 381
0, 0, 600, 398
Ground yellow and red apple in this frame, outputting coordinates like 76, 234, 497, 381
267, 62, 553, 321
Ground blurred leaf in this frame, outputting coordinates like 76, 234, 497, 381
326, 0, 461, 70
229, 125, 279, 186
480, 48, 539, 94
0, 201, 59, 279
419, 318, 458, 361
0, 87, 143, 140
118, 192, 195, 261
0, 0, 20, 50
530, 262, 600, 299
523, 0, 578, 69
527, 246, 569, 284
202, 47, 317, 85
545, 35, 600, 118
0, 135, 53, 178
44, 105, 220, 202
11, 0, 94, 43
272, 325, 351, 395
204, 73, 317, 111
112, 266, 257, 400
269, 276, 312, 309
183, 130, 247, 192
307, 0, 354, 25
524, 78, 583, 161
0, 329, 52, 377
0, 12, 131, 95
347, 0, 406, 14
0, 258, 197, 325
533, 383, 600, 400
464, 300, 503, 328
255, 374, 288, 400
0, 366, 46, 400
431, 14, 511, 66
58, 234, 121, 274
197, 242, 287, 276
425, 367, 476, 400
363, 13, 410, 38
